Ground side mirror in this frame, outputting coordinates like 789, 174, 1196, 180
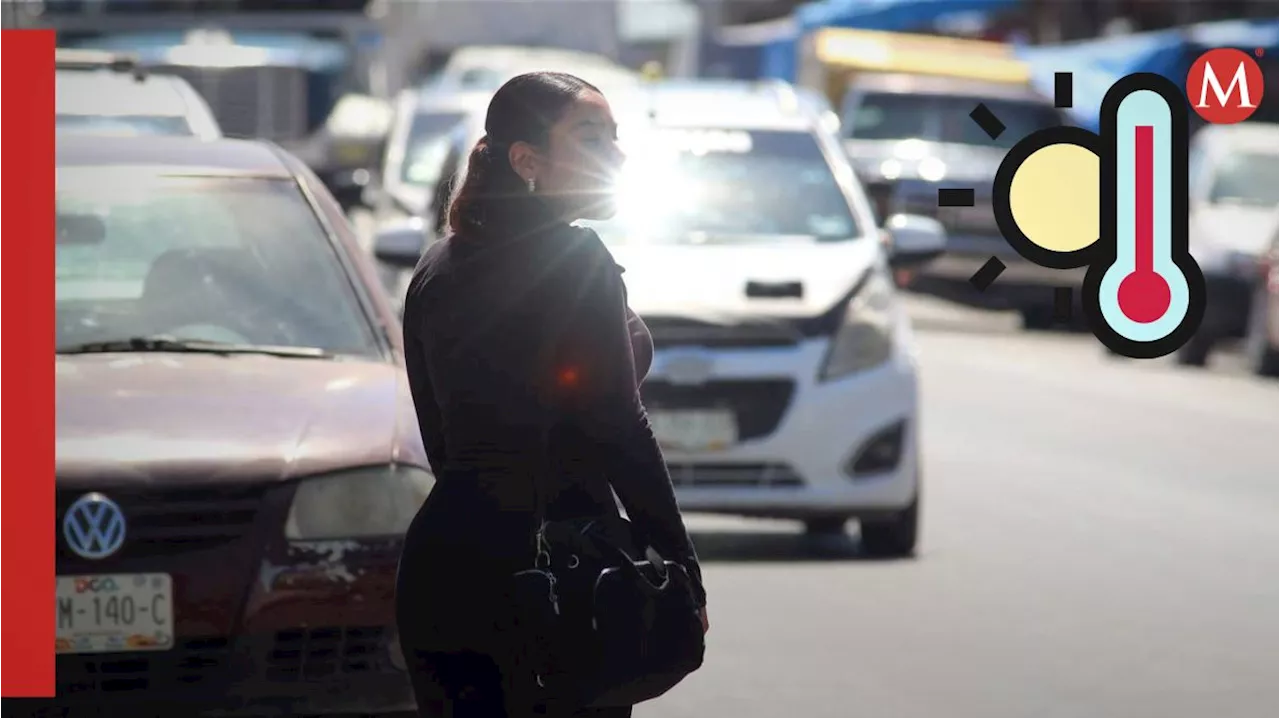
373, 217, 428, 269
884, 213, 946, 268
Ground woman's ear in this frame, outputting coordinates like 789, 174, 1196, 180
507, 141, 542, 185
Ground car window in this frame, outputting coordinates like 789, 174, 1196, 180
400, 110, 469, 187
57, 114, 193, 137
1209, 150, 1280, 207
56, 169, 380, 356
846, 92, 932, 141
847, 92, 1061, 149
584, 127, 861, 243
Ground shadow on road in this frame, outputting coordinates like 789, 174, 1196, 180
688, 530, 918, 564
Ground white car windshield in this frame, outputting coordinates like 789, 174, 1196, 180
56, 169, 380, 356
1209, 150, 1280, 207
584, 127, 862, 244
400, 110, 469, 187
847, 92, 1062, 149
57, 114, 193, 137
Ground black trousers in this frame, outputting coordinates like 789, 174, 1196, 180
406, 650, 633, 718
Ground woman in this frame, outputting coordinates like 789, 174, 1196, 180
395, 72, 709, 718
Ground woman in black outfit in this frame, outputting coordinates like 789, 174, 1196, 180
395, 72, 709, 717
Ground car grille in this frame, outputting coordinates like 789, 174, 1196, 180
152, 64, 310, 141
645, 317, 803, 349
667, 462, 803, 488
265, 626, 396, 682
56, 485, 267, 561
642, 380, 794, 441
54, 637, 231, 701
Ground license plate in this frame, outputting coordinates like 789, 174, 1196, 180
649, 409, 738, 452
56, 573, 174, 654
335, 143, 370, 165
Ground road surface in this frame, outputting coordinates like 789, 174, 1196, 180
648, 297, 1278, 718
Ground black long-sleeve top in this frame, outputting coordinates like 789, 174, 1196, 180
395, 205, 704, 655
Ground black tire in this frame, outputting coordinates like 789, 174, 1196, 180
1019, 304, 1055, 331
1175, 333, 1213, 367
803, 517, 850, 536
1244, 284, 1279, 378
860, 497, 919, 558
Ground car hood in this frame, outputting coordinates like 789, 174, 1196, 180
56, 354, 425, 486
844, 139, 1006, 184
1190, 203, 1279, 260
607, 238, 881, 319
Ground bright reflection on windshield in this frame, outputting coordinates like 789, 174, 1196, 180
583, 127, 862, 245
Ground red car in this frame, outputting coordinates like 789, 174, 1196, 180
40, 135, 427, 716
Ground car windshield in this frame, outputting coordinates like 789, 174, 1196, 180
56, 169, 380, 356
57, 114, 192, 137
1209, 151, 1280, 207
400, 110, 469, 187
584, 128, 861, 244
847, 92, 1062, 149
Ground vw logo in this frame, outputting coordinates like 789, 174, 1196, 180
63, 493, 126, 560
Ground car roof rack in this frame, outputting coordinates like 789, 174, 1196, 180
55, 49, 148, 81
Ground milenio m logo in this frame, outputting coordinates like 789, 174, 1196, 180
1186, 47, 1266, 125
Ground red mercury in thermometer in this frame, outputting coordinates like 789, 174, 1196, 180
1115, 126, 1171, 323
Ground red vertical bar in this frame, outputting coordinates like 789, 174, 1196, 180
1134, 125, 1154, 275
1, 28, 57, 698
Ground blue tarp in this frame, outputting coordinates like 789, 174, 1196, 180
704, 0, 1020, 80
1017, 19, 1279, 131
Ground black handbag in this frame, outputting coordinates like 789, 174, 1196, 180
508, 430, 706, 709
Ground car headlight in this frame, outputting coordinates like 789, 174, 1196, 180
819, 266, 897, 381
285, 465, 435, 540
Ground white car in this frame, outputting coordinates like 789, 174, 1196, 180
376, 80, 945, 556
1178, 122, 1279, 367
56, 50, 221, 141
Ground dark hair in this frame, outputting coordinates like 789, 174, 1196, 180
447, 71, 600, 235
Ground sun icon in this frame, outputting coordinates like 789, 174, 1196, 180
939, 72, 1098, 323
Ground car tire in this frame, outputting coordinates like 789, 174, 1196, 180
1175, 332, 1213, 367
1019, 304, 1055, 331
803, 517, 850, 536
1244, 284, 1279, 378
859, 497, 919, 558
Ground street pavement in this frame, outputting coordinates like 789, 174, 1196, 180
647, 296, 1279, 718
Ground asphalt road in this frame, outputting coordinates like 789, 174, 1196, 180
648, 297, 1279, 718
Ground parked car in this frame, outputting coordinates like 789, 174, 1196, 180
56, 49, 221, 140
42, 135, 424, 717
376, 80, 945, 556
1244, 224, 1279, 377
1178, 122, 1279, 367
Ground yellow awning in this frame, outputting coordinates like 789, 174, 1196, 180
811, 28, 1031, 85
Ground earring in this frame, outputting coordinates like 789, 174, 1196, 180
527, 177, 536, 193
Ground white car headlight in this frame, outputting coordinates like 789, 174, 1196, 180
285, 465, 435, 540
819, 266, 896, 381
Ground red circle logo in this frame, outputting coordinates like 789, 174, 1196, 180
1186, 48, 1265, 124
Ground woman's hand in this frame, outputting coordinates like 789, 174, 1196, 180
698, 607, 710, 634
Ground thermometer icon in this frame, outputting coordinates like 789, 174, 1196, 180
1085, 74, 1205, 357
990, 72, 1205, 359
